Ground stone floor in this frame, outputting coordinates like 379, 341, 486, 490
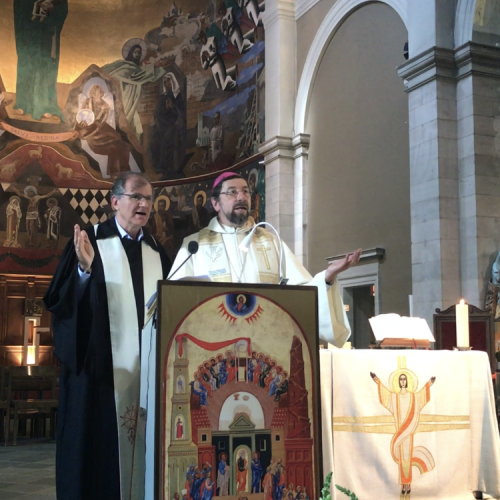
0, 439, 56, 500
0, 439, 494, 499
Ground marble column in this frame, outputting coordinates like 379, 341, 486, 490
399, 42, 500, 325
398, 48, 460, 325
455, 43, 500, 306
260, 0, 297, 251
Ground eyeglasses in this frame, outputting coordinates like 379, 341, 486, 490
219, 188, 251, 197
121, 193, 153, 203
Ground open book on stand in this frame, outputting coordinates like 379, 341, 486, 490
369, 313, 435, 349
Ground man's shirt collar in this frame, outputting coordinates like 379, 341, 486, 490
115, 218, 144, 241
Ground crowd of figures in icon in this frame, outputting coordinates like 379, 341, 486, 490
179, 454, 312, 500
188, 350, 289, 405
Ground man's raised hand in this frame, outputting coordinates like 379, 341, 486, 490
74, 224, 94, 272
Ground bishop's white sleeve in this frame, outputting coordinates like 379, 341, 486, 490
281, 241, 351, 347
308, 271, 351, 347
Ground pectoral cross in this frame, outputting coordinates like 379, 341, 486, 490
257, 244, 272, 270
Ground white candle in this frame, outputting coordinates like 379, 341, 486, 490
456, 299, 469, 347
408, 295, 413, 317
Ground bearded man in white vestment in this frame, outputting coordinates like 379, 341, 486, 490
170, 172, 361, 346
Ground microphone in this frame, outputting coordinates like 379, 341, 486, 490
238, 222, 288, 285
168, 241, 199, 279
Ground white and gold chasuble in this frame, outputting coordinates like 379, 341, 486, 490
170, 216, 350, 346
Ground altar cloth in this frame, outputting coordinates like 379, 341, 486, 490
320, 349, 500, 499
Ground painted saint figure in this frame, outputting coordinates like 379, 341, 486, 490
177, 376, 184, 393
189, 193, 211, 231
44, 197, 61, 248
200, 471, 215, 500
216, 354, 227, 385
273, 459, 286, 500
102, 40, 165, 138
263, 466, 273, 500
4, 196, 22, 248
185, 465, 196, 500
77, 84, 131, 177
150, 72, 187, 179
209, 112, 224, 162
13, 0, 68, 121
251, 451, 263, 493
217, 453, 230, 496
370, 358, 436, 498
269, 366, 283, 397
191, 372, 208, 405
247, 352, 256, 382
274, 371, 289, 402
149, 95, 180, 179
176, 417, 184, 439
225, 350, 236, 382
236, 449, 248, 492
10, 185, 58, 248
4, 196, 22, 247
151, 197, 175, 260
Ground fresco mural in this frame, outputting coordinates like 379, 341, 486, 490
0, 158, 264, 273
0, 0, 265, 274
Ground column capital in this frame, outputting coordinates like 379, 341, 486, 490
455, 42, 500, 80
259, 134, 311, 162
262, 0, 296, 27
397, 46, 456, 91
398, 42, 500, 92
292, 133, 311, 152
259, 135, 294, 162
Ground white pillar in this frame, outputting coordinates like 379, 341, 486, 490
261, 0, 298, 250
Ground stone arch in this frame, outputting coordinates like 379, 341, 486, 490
294, 0, 408, 136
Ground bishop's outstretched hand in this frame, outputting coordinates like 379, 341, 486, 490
325, 248, 362, 283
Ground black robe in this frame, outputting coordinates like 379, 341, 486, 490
43, 218, 171, 500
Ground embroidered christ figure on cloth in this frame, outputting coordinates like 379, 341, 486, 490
370, 357, 436, 499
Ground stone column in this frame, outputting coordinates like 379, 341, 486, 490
292, 133, 310, 265
259, 136, 295, 247
399, 42, 500, 325
398, 48, 461, 325
455, 43, 500, 306
260, 0, 297, 250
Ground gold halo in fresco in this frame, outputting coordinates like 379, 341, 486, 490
122, 38, 148, 63
154, 195, 170, 212
193, 190, 207, 206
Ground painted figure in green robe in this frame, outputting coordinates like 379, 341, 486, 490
13, 0, 68, 121
102, 42, 165, 139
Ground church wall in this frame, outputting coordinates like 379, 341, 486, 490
305, 3, 411, 314
295, 0, 338, 88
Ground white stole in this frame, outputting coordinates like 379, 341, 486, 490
97, 229, 160, 500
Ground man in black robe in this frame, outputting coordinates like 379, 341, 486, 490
44, 172, 171, 500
